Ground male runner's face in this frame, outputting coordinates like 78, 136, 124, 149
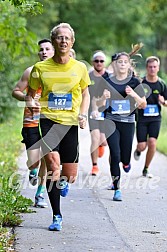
146, 60, 159, 77
52, 28, 74, 56
38, 42, 54, 61
93, 57, 105, 72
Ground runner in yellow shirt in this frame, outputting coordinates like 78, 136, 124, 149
26, 23, 90, 231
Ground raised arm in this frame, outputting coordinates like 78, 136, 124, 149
125, 85, 147, 109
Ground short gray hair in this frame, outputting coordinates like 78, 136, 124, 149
50, 23, 75, 43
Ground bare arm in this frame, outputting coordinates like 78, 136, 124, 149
12, 66, 33, 101
79, 87, 90, 115
158, 94, 167, 106
125, 85, 147, 109
78, 87, 90, 129
96, 89, 111, 107
90, 96, 99, 119
25, 86, 38, 113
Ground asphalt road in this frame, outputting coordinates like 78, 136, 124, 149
15, 125, 167, 252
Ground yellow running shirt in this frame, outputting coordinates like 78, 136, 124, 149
29, 57, 90, 125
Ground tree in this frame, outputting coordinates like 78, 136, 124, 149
0, 1, 40, 122
146, 0, 167, 74
2, 0, 43, 14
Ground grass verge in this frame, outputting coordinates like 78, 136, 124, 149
157, 107, 167, 155
0, 110, 33, 252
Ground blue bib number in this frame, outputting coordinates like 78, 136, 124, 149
144, 104, 159, 116
48, 93, 72, 110
111, 100, 130, 114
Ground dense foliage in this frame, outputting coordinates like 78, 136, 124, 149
1, 0, 167, 122
0, 1, 41, 122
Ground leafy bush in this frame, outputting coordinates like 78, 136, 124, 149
0, 178, 33, 227
0, 112, 33, 251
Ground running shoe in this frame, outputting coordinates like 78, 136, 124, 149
29, 169, 38, 186
113, 189, 122, 201
98, 146, 105, 158
48, 215, 62, 231
34, 194, 48, 208
122, 163, 131, 173
107, 183, 115, 190
91, 165, 99, 176
59, 181, 69, 197
142, 168, 153, 178
134, 149, 141, 161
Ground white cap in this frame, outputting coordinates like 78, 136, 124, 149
92, 51, 106, 61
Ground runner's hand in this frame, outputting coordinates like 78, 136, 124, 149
78, 114, 87, 129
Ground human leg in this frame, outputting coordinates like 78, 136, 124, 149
90, 129, 101, 175
48, 125, 79, 230
37, 157, 47, 187
142, 138, 156, 177
145, 138, 157, 165
119, 122, 135, 172
45, 151, 62, 230
134, 121, 148, 160
22, 127, 41, 185
143, 121, 161, 176
40, 118, 64, 229
60, 125, 79, 184
35, 157, 48, 208
107, 126, 121, 192
40, 118, 79, 230
98, 132, 107, 157
26, 148, 40, 185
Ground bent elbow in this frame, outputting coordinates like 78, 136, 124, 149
138, 100, 147, 109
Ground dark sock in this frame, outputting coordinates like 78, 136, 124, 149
93, 163, 97, 166
112, 176, 120, 191
46, 180, 61, 217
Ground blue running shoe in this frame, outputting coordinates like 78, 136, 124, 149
113, 190, 122, 201
48, 215, 62, 231
59, 181, 69, 197
122, 163, 131, 173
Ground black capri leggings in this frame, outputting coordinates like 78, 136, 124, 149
107, 121, 135, 178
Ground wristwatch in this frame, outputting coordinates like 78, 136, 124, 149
79, 114, 87, 120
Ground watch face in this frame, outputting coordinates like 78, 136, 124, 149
79, 114, 87, 119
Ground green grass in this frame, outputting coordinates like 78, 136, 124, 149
0, 110, 33, 252
157, 107, 167, 155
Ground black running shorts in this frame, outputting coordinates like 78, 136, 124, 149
21, 126, 41, 150
40, 117, 79, 163
136, 120, 161, 142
